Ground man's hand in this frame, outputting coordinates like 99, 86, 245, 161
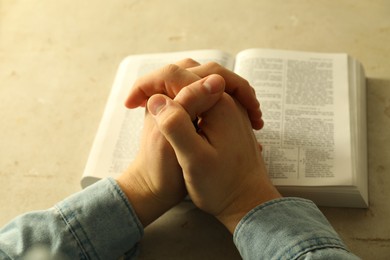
148, 92, 281, 233
125, 59, 263, 130
116, 74, 227, 227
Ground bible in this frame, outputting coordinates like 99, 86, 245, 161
81, 49, 368, 208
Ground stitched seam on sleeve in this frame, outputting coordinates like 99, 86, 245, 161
289, 237, 350, 260
55, 204, 97, 260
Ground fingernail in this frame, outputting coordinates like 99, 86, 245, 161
148, 95, 167, 116
203, 75, 224, 94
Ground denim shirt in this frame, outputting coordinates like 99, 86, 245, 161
0, 178, 360, 259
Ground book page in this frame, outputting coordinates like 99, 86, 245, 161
234, 49, 353, 186
348, 57, 368, 202
81, 50, 234, 188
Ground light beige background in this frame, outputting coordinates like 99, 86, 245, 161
1, 0, 389, 259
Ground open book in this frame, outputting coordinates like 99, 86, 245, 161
81, 49, 368, 208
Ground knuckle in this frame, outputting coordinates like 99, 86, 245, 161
242, 78, 251, 87
223, 93, 237, 107
178, 58, 200, 68
161, 63, 181, 76
160, 64, 184, 96
159, 109, 187, 136
177, 87, 200, 116
214, 93, 238, 112
235, 78, 252, 94
180, 84, 199, 99
204, 61, 223, 72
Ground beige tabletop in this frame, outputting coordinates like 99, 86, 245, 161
1, 0, 390, 259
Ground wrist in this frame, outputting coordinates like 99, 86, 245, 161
116, 164, 179, 227
216, 179, 281, 234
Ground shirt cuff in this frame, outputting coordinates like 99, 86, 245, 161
233, 197, 350, 259
55, 177, 144, 259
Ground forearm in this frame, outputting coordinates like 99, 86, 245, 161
233, 197, 360, 259
0, 178, 143, 259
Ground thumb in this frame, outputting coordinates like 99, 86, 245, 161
173, 74, 225, 120
147, 75, 225, 162
147, 95, 207, 162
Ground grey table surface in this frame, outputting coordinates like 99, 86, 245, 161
1, 1, 390, 259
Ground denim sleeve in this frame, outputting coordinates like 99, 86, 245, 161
233, 197, 361, 260
0, 178, 144, 260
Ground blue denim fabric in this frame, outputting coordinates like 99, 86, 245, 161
0, 178, 360, 259
234, 197, 360, 259
0, 178, 143, 260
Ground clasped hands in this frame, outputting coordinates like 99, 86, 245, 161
116, 59, 281, 234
